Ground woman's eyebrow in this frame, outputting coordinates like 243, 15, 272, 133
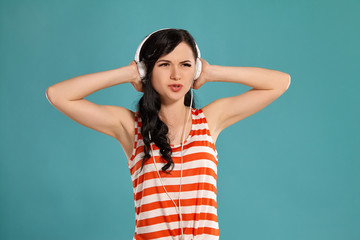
157, 59, 193, 63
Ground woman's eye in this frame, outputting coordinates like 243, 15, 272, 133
158, 63, 191, 67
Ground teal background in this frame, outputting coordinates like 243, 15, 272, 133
1, 0, 359, 239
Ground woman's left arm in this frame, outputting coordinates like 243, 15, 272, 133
195, 59, 291, 134
207, 65, 290, 89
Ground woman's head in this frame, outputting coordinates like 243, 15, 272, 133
138, 29, 199, 106
139, 29, 198, 79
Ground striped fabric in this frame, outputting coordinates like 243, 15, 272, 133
128, 108, 219, 240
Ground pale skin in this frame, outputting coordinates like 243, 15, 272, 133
47, 41, 290, 160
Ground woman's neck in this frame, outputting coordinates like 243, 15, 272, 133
158, 103, 190, 128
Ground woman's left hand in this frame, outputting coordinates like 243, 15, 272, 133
192, 58, 211, 90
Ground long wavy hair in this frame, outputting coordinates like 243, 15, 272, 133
136, 28, 199, 174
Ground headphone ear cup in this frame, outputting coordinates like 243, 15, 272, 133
194, 58, 202, 80
136, 61, 147, 81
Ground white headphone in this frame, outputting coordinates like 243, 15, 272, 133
134, 28, 201, 240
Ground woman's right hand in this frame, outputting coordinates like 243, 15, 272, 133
129, 60, 144, 93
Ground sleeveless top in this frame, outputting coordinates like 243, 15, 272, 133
127, 108, 219, 240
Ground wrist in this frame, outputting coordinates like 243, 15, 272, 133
122, 64, 139, 84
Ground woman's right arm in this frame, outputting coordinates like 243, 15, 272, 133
46, 61, 143, 141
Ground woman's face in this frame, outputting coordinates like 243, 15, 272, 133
151, 41, 196, 105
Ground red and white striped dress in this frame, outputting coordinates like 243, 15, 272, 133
128, 108, 219, 240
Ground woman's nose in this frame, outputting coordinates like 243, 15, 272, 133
170, 66, 181, 80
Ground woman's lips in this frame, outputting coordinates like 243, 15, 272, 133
169, 84, 183, 92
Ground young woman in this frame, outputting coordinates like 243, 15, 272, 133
46, 28, 290, 240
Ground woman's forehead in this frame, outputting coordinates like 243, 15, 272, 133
157, 42, 195, 62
